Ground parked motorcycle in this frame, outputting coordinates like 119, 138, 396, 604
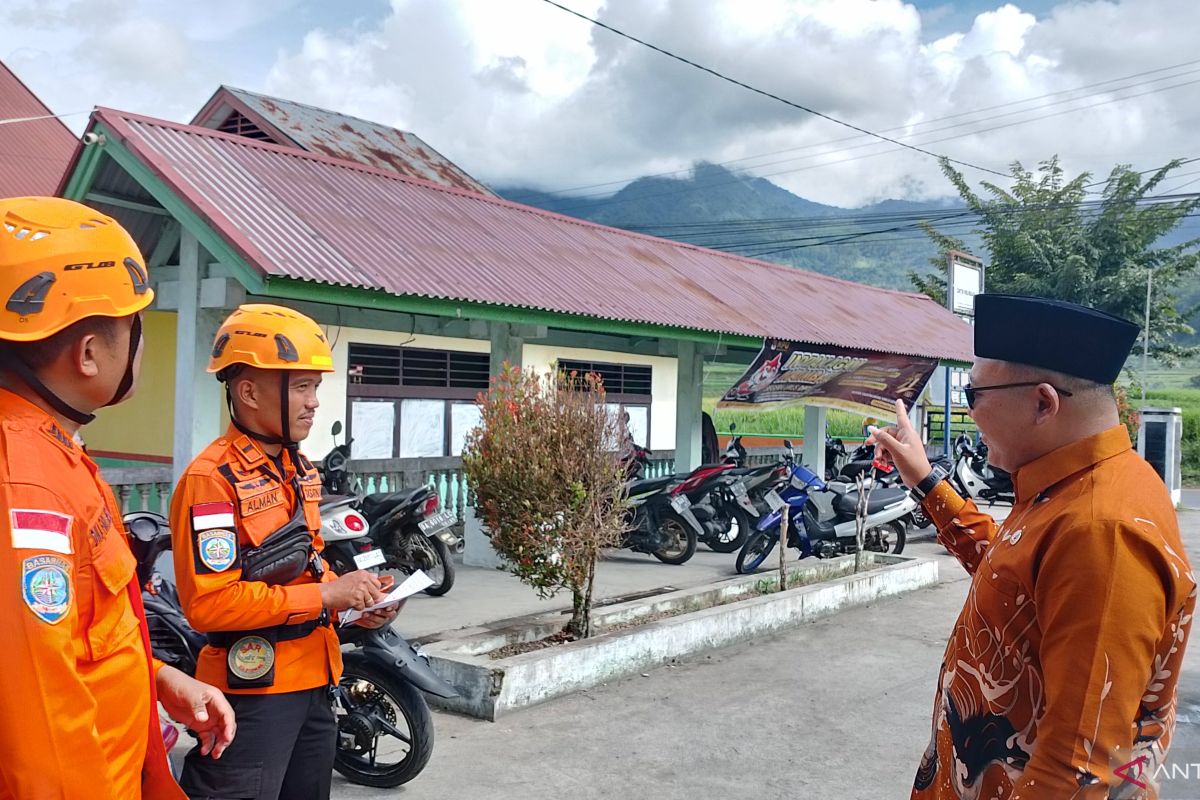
621, 443, 703, 564
721, 424, 788, 521
320, 422, 460, 596
670, 460, 758, 553
735, 441, 915, 573
124, 511, 456, 788
952, 433, 1014, 505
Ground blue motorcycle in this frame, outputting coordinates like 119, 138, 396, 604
735, 456, 826, 573
734, 442, 912, 573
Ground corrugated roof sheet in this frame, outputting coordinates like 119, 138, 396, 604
191, 86, 494, 196
0, 62, 77, 197
94, 108, 972, 361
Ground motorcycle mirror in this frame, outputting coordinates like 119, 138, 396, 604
729, 421, 737, 432
331, 421, 343, 437
783, 440, 794, 450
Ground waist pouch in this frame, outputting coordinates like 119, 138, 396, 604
240, 506, 315, 586
212, 507, 326, 689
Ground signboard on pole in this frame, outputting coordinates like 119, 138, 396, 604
947, 250, 984, 318
941, 250, 984, 453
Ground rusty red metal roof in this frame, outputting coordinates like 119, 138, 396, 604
190, 86, 494, 196
0, 62, 77, 197
92, 107, 972, 361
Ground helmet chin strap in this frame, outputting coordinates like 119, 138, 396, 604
1, 355, 95, 425
104, 313, 142, 409
0, 314, 144, 427
226, 370, 299, 451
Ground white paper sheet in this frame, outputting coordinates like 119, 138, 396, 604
338, 570, 434, 626
450, 402, 482, 456
350, 400, 395, 459
400, 399, 445, 457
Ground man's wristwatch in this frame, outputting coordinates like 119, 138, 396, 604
911, 465, 949, 501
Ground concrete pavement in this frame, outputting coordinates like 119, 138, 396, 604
344, 501, 1200, 800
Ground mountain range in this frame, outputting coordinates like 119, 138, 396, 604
497, 162, 972, 291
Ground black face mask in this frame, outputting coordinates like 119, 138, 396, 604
2, 313, 143, 426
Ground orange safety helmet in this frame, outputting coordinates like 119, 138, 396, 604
210, 304, 333, 448
0, 196, 152, 342
209, 304, 334, 375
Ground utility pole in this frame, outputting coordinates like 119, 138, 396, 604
1142, 267, 1152, 404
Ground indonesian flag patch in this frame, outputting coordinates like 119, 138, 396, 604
192, 502, 238, 574
192, 502, 235, 531
10, 509, 73, 555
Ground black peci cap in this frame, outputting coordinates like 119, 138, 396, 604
973, 294, 1140, 384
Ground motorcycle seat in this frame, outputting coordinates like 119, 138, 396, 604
626, 476, 676, 494
361, 487, 430, 522
319, 493, 357, 511
833, 486, 909, 517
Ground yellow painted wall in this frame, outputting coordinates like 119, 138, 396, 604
85, 310, 177, 462
85, 315, 683, 461
522, 344, 679, 451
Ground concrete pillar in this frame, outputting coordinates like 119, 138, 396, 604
802, 405, 827, 477
488, 321, 524, 376
172, 231, 224, 483
674, 340, 704, 472
465, 322, 527, 568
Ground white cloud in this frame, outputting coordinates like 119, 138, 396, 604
3, 0, 1199, 207
257, 0, 1200, 206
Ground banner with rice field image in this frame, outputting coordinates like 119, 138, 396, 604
716, 339, 938, 420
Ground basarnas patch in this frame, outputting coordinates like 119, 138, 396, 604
196, 528, 238, 573
21, 554, 71, 624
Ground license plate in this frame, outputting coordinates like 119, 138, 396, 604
670, 494, 691, 513
353, 549, 386, 569
765, 489, 786, 512
418, 509, 455, 535
730, 481, 748, 497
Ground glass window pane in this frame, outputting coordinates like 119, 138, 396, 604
400, 399, 445, 457
451, 403, 483, 456
625, 406, 649, 448
350, 400, 396, 459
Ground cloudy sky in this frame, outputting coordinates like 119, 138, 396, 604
3, 0, 1198, 207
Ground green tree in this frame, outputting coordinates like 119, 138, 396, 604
911, 157, 1200, 362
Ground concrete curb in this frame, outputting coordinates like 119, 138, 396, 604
424, 553, 938, 719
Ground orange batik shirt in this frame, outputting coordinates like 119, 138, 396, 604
913, 427, 1196, 800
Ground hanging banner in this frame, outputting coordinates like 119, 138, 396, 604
716, 339, 939, 419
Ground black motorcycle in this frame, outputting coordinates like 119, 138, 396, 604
320, 422, 459, 596
124, 511, 456, 788
620, 443, 703, 564
721, 426, 787, 521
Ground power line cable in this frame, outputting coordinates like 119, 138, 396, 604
538, 76, 1200, 217
539, 0, 1009, 179
0, 110, 89, 126
506, 58, 1200, 202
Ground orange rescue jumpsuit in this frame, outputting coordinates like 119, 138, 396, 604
169, 429, 340, 696
912, 426, 1196, 799
0, 389, 181, 800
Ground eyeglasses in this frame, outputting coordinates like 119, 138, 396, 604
963, 382, 1074, 410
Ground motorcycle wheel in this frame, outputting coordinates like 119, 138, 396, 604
334, 653, 435, 788
908, 507, 933, 530
652, 511, 698, 565
863, 521, 906, 555
735, 529, 777, 574
412, 533, 455, 596
706, 506, 752, 553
